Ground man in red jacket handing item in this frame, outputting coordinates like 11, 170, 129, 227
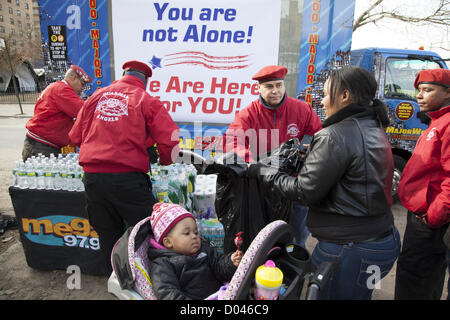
224, 65, 322, 249
22, 65, 92, 160
69, 60, 180, 275
395, 69, 450, 300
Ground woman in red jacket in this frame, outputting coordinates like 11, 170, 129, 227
395, 69, 450, 300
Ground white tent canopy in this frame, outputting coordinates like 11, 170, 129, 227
0, 62, 38, 92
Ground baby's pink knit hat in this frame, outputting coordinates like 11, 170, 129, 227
150, 203, 195, 244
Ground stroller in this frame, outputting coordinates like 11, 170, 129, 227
107, 216, 338, 300
108, 148, 337, 300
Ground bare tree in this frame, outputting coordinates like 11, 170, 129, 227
0, 28, 43, 74
353, 0, 450, 31
0, 36, 24, 72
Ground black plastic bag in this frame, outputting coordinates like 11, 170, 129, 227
209, 138, 302, 254
258, 137, 303, 175
204, 152, 247, 253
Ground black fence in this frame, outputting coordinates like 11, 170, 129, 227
0, 87, 40, 103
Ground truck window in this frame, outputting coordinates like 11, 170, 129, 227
384, 58, 441, 100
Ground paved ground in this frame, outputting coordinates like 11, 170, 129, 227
0, 102, 447, 300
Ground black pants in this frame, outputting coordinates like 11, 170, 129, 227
22, 135, 61, 161
82, 172, 156, 276
395, 211, 449, 299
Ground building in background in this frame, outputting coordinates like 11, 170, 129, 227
279, 0, 303, 98
0, 0, 43, 92
0, 0, 43, 67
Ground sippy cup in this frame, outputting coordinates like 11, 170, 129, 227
254, 260, 283, 300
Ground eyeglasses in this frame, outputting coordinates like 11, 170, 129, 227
78, 77, 88, 87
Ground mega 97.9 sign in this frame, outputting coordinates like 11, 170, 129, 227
21, 215, 100, 250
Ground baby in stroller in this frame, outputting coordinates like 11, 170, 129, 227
148, 203, 243, 300
108, 202, 338, 300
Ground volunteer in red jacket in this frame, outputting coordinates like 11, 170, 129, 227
22, 65, 92, 160
395, 69, 450, 300
69, 60, 180, 275
224, 65, 322, 248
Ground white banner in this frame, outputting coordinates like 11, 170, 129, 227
111, 0, 281, 124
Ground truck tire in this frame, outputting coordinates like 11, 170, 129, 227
392, 155, 406, 203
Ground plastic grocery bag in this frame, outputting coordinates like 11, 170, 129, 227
206, 138, 302, 254
204, 152, 247, 253
258, 137, 303, 175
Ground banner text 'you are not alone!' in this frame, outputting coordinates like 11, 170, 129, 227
141, 3, 254, 44
140, 3, 259, 116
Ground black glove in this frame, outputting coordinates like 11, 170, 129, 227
249, 163, 303, 202
248, 162, 279, 181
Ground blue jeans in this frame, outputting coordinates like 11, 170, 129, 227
311, 226, 401, 300
290, 202, 310, 248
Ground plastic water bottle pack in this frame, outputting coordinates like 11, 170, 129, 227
150, 163, 197, 212
196, 218, 225, 253
12, 153, 85, 192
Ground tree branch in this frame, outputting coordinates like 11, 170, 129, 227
353, 0, 450, 31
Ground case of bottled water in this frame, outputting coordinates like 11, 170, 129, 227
196, 218, 225, 253
12, 153, 85, 192
150, 163, 197, 212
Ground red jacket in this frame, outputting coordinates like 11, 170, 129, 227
398, 105, 450, 228
69, 75, 179, 173
224, 95, 322, 162
26, 80, 84, 148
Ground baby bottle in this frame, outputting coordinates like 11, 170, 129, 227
254, 260, 283, 300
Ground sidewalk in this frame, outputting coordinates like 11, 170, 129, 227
0, 103, 34, 118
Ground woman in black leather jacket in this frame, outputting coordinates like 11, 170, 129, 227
254, 66, 401, 299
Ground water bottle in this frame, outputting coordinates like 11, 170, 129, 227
155, 175, 169, 203
175, 166, 188, 206
25, 160, 37, 189
67, 162, 76, 192
53, 162, 62, 190
36, 161, 46, 190
44, 160, 54, 190
199, 219, 225, 253
187, 165, 197, 212
150, 164, 159, 177
17, 161, 28, 189
168, 169, 183, 206
60, 163, 68, 191
74, 164, 84, 192
152, 174, 160, 200
12, 160, 20, 187
213, 220, 225, 253
158, 167, 169, 203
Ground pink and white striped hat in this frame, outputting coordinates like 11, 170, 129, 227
150, 203, 195, 244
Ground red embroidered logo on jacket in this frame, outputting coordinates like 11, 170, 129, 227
95, 92, 129, 122
426, 127, 437, 141
287, 123, 300, 137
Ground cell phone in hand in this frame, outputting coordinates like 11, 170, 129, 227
299, 134, 312, 153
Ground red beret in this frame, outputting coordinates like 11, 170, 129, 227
252, 65, 288, 83
70, 65, 93, 83
122, 60, 152, 78
414, 69, 450, 89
